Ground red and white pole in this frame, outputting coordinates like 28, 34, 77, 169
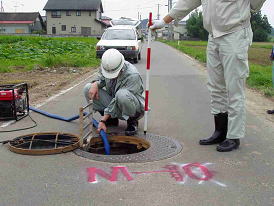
144, 12, 153, 135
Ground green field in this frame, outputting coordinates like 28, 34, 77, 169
0, 35, 100, 73
160, 40, 274, 97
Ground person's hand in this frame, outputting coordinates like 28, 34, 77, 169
89, 82, 99, 100
97, 121, 107, 133
150, 19, 166, 31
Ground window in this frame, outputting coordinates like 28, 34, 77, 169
66, 11, 71, 16
102, 29, 136, 40
0, 28, 6, 32
76, 11, 81, 16
61, 25, 66, 31
51, 11, 61, 18
71, 27, 76, 33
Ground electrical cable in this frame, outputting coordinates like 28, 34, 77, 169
0, 115, 37, 133
0, 106, 111, 155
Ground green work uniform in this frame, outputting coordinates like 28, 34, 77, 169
169, 0, 266, 139
84, 61, 144, 120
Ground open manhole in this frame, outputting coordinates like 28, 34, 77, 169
74, 133, 182, 163
8, 132, 80, 155
88, 135, 150, 155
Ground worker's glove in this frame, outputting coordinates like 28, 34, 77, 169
150, 19, 166, 30
97, 121, 107, 133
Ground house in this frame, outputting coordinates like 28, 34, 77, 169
43, 0, 107, 36
0, 12, 45, 34
173, 20, 187, 40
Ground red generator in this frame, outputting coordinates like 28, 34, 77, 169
0, 83, 29, 121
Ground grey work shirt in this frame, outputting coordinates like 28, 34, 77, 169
169, 0, 266, 38
95, 61, 144, 117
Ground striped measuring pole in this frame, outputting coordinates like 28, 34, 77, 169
144, 12, 153, 135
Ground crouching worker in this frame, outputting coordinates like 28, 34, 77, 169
83, 49, 144, 135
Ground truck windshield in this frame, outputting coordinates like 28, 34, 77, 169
102, 29, 136, 40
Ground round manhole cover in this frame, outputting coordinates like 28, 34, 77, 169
74, 133, 182, 163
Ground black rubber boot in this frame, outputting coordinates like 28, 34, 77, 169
125, 113, 142, 136
199, 113, 228, 145
216, 139, 240, 152
98, 111, 119, 127
125, 118, 138, 136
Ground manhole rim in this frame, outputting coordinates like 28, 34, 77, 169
74, 132, 182, 163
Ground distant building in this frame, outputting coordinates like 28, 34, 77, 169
101, 16, 112, 27
173, 20, 187, 40
43, 0, 107, 36
155, 20, 188, 40
0, 12, 45, 34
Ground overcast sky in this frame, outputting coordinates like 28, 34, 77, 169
2, 0, 274, 27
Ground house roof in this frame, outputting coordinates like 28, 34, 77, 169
43, 0, 103, 12
0, 21, 34, 24
0, 12, 40, 22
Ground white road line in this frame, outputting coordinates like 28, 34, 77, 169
1, 120, 16, 128
0, 73, 96, 128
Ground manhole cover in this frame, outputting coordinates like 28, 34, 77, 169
8, 132, 80, 155
74, 133, 182, 163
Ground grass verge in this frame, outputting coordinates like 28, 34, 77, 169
0, 35, 100, 73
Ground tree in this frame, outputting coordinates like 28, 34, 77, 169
186, 10, 208, 41
251, 11, 272, 42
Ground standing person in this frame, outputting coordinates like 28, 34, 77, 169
83, 49, 144, 136
151, 0, 267, 152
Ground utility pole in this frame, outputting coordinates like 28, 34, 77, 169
167, 0, 174, 40
1, 1, 4, 12
157, 3, 160, 20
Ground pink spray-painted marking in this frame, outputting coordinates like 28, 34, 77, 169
87, 166, 134, 183
182, 163, 213, 181
86, 163, 215, 184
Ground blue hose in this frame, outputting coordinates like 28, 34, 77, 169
92, 119, 111, 155
29, 106, 82, 122
29, 106, 111, 155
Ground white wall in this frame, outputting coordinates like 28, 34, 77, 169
0, 24, 30, 34
46, 10, 103, 35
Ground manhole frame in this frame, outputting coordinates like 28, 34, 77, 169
74, 132, 182, 163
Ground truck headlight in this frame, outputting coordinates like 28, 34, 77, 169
96, 46, 105, 50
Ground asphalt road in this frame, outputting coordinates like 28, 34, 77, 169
0, 41, 273, 206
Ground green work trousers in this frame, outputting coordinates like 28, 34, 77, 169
206, 26, 253, 139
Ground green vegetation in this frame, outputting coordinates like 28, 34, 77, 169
251, 11, 272, 42
185, 10, 272, 42
160, 40, 274, 97
186, 10, 208, 41
0, 35, 100, 73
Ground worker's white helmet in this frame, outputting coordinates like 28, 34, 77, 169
101, 49, 125, 79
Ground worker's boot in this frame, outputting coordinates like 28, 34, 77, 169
98, 111, 119, 126
125, 112, 142, 136
199, 113, 228, 145
216, 139, 240, 152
